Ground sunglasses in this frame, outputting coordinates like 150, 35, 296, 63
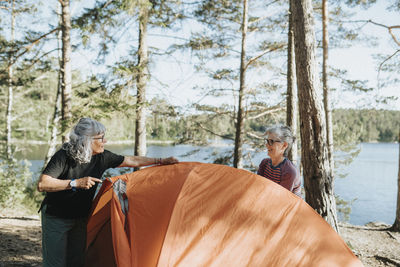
265, 138, 282, 146
93, 134, 105, 143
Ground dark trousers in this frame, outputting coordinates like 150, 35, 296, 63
41, 205, 87, 267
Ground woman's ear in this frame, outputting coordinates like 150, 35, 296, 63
282, 142, 289, 150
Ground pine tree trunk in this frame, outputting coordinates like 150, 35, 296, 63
291, 0, 339, 232
233, 0, 248, 169
6, 0, 15, 159
322, 0, 334, 173
391, 129, 400, 231
135, 1, 149, 158
60, 0, 72, 142
286, 0, 298, 166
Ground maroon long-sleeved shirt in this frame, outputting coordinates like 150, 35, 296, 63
257, 158, 301, 197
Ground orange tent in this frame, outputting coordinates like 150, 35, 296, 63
85, 162, 363, 267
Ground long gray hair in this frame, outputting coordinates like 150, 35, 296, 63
265, 125, 295, 157
62, 118, 106, 164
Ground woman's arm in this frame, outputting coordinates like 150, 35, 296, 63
37, 174, 102, 192
280, 164, 298, 192
118, 156, 179, 168
280, 172, 296, 191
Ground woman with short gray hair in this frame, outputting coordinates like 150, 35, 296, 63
257, 125, 301, 196
37, 117, 178, 267
62, 117, 107, 164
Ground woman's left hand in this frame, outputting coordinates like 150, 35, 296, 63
161, 157, 179, 165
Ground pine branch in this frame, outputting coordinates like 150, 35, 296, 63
246, 131, 264, 140
195, 121, 234, 140
9, 28, 59, 68
25, 49, 59, 71
336, 19, 400, 46
245, 44, 285, 70
377, 49, 400, 89
193, 88, 236, 105
247, 104, 283, 120
247, 0, 281, 26
388, 27, 400, 46
148, 33, 188, 42
366, 20, 400, 46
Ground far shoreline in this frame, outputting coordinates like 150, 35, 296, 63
4, 139, 176, 145
3, 140, 399, 145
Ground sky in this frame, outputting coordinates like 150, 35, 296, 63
327, 1, 400, 110
127, 1, 400, 110
2, 0, 399, 111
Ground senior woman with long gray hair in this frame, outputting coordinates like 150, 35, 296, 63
257, 125, 301, 197
37, 117, 178, 267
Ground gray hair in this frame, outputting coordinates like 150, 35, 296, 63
265, 125, 295, 157
62, 118, 106, 164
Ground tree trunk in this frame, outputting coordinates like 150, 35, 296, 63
60, 0, 72, 142
291, 0, 339, 232
43, 25, 62, 168
6, 0, 15, 159
391, 128, 400, 231
286, 0, 298, 166
134, 1, 149, 158
233, 0, 248, 169
322, 0, 334, 174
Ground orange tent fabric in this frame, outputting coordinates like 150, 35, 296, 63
85, 162, 363, 267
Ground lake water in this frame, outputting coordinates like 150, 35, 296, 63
19, 142, 399, 226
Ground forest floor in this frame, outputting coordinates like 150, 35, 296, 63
0, 210, 400, 267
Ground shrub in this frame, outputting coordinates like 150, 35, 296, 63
0, 156, 42, 214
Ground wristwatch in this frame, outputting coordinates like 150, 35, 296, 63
70, 179, 77, 191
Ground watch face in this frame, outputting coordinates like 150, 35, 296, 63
70, 180, 77, 187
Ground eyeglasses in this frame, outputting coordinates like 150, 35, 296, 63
265, 138, 282, 146
93, 134, 105, 143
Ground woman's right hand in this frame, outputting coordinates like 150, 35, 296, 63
76, 177, 102, 190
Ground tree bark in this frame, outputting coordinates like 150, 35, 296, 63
286, 0, 298, 166
322, 0, 334, 174
233, 0, 248, 169
134, 1, 149, 158
6, 0, 15, 159
391, 128, 400, 231
60, 0, 72, 142
291, 0, 339, 232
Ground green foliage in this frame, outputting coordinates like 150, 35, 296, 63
210, 151, 233, 165
374, 52, 400, 91
336, 195, 357, 222
0, 149, 41, 213
388, 1, 400, 11
333, 109, 400, 143
176, 0, 288, 104
342, 0, 377, 8
148, 98, 181, 140
73, 0, 184, 68
72, 79, 137, 119
314, 0, 379, 49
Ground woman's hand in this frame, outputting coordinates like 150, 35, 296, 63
160, 157, 179, 165
76, 177, 102, 190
